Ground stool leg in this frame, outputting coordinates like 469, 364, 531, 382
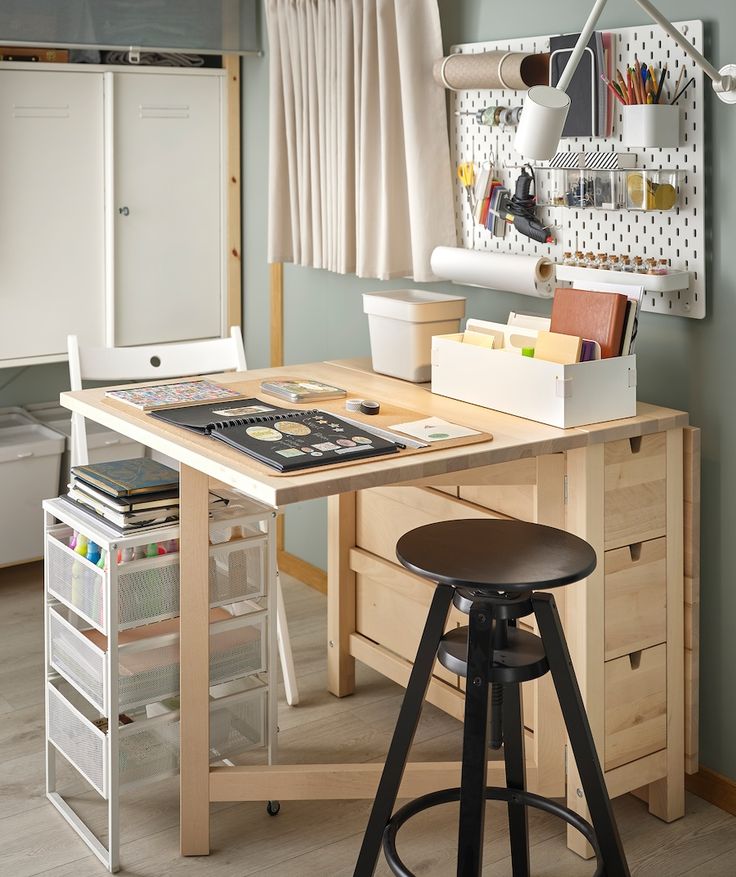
502, 681, 530, 877
353, 583, 454, 877
457, 604, 493, 877
532, 592, 631, 877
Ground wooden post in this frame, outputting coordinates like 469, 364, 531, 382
647, 427, 685, 821
224, 55, 242, 332
564, 444, 606, 859
179, 465, 211, 855
327, 492, 357, 696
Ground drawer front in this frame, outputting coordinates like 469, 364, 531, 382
47, 525, 268, 633
356, 486, 505, 564
353, 549, 464, 687
49, 604, 266, 713
459, 458, 538, 521
604, 433, 667, 550
605, 643, 667, 771
47, 682, 107, 797
604, 538, 667, 661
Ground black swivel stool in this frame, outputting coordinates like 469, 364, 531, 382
353, 519, 630, 877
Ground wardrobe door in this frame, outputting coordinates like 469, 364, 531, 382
0, 70, 104, 362
112, 72, 224, 347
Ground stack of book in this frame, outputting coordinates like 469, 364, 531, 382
64, 459, 180, 532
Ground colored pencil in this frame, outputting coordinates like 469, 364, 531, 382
601, 74, 627, 105
654, 63, 667, 104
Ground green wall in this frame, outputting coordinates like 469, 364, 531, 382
242, 1, 736, 781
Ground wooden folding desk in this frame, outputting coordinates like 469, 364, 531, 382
60, 358, 697, 860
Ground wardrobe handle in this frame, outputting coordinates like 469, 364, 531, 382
118, 206, 129, 216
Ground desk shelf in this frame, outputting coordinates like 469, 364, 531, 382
43, 495, 278, 873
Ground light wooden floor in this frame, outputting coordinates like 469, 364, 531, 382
2, 562, 736, 876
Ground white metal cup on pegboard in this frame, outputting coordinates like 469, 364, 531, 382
623, 104, 680, 148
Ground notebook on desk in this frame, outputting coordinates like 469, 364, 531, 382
151, 400, 399, 472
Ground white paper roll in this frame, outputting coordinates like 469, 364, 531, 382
430, 247, 555, 298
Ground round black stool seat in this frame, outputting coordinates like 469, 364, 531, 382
438, 624, 549, 683
396, 519, 596, 592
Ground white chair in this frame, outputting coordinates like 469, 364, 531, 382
67, 329, 299, 706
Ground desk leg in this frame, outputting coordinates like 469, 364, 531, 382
564, 445, 605, 860
648, 427, 685, 822
180, 465, 211, 855
328, 492, 356, 697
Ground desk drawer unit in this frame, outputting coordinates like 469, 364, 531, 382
48, 603, 267, 713
46, 524, 268, 633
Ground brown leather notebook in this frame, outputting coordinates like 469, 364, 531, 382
550, 288, 629, 359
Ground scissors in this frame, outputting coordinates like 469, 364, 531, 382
457, 161, 476, 211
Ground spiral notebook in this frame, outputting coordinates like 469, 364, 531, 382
151, 399, 399, 472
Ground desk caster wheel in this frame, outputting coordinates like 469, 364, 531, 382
267, 800, 281, 816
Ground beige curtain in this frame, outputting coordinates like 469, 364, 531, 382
266, 0, 455, 282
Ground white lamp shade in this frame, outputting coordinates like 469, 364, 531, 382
514, 85, 571, 161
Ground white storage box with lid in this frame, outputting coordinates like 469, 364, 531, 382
0, 407, 64, 564
431, 319, 637, 429
25, 402, 144, 494
363, 289, 466, 382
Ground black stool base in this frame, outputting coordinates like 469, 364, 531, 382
382, 786, 604, 877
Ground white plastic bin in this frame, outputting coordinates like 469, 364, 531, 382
25, 402, 144, 493
0, 407, 64, 564
363, 289, 466, 382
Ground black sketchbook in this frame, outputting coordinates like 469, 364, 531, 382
151, 399, 400, 472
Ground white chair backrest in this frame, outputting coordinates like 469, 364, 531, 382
68, 328, 247, 466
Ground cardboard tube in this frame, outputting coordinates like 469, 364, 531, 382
434, 51, 549, 91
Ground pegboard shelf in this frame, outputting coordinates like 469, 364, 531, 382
556, 263, 690, 293
451, 19, 706, 318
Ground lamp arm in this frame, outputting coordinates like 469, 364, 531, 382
633, 0, 724, 85
556, 0, 609, 91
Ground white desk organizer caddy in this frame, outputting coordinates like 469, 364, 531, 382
431, 319, 636, 428
43, 494, 278, 873
451, 20, 705, 318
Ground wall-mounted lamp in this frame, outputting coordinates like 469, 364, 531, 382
514, 0, 736, 160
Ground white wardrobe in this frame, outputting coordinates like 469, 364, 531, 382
0, 64, 228, 366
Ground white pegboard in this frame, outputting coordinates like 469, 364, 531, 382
451, 20, 706, 318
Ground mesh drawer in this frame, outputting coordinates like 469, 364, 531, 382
210, 687, 267, 760
210, 615, 267, 688
47, 529, 105, 630
209, 536, 268, 605
46, 521, 268, 631
52, 608, 267, 712
47, 684, 106, 797
117, 534, 268, 629
119, 720, 179, 786
49, 608, 106, 711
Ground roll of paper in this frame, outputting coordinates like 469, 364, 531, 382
433, 51, 549, 92
430, 247, 555, 298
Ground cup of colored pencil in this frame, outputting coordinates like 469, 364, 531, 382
604, 59, 683, 148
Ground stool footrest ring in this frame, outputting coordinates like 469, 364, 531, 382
382, 786, 603, 877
